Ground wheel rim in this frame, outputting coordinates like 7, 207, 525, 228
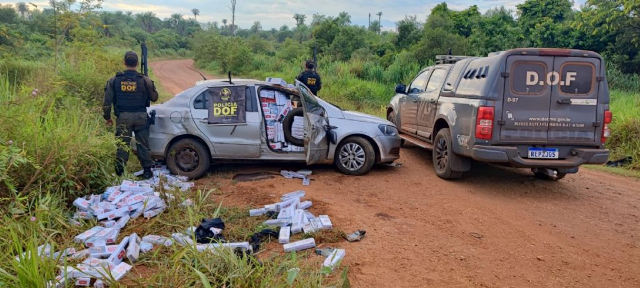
435, 137, 448, 172
339, 143, 366, 171
175, 147, 199, 172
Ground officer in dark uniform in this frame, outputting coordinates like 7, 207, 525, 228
296, 60, 322, 95
103, 51, 158, 179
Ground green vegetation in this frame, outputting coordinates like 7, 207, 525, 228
192, 0, 640, 169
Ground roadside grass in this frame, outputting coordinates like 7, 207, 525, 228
584, 165, 640, 179
607, 90, 640, 169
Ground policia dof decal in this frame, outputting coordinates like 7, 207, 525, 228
208, 86, 246, 124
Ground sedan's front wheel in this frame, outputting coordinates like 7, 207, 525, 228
166, 138, 211, 180
334, 136, 376, 176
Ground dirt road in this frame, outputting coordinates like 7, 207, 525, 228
150, 59, 216, 95
152, 60, 640, 288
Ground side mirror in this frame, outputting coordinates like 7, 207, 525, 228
395, 84, 407, 94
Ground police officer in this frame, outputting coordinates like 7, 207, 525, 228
103, 51, 158, 179
296, 60, 322, 95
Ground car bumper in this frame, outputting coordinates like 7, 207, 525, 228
374, 135, 402, 163
471, 145, 610, 168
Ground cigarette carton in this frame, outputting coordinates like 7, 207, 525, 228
126, 233, 141, 263
111, 262, 132, 281
74, 226, 104, 243
279, 226, 290, 244
142, 235, 173, 247
249, 208, 267, 216
283, 238, 316, 252
73, 198, 90, 211
107, 237, 129, 265
322, 249, 346, 270
75, 277, 91, 287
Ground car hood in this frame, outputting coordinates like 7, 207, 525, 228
341, 111, 392, 125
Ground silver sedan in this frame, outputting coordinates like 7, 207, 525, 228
135, 79, 401, 179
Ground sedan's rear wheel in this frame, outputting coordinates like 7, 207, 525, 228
166, 138, 210, 180
334, 136, 376, 176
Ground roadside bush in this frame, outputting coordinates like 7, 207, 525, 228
607, 90, 640, 168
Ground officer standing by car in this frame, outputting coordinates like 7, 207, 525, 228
103, 51, 158, 179
296, 60, 322, 95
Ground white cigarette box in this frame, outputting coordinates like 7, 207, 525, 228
298, 201, 312, 210
281, 190, 306, 201
74, 226, 104, 243
142, 235, 173, 247
107, 237, 129, 265
172, 233, 194, 246
114, 214, 130, 229
126, 233, 141, 263
89, 245, 118, 258
264, 219, 290, 227
279, 226, 290, 244
73, 198, 90, 211
75, 277, 91, 287
100, 220, 116, 228
283, 238, 316, 252
249, 208, 267, 216
96, 207, 128, 221
111, 262, 132, 281
319, 215, 333, 229
323, 249, 346, 270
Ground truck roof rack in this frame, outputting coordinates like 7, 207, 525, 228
435, 55, 473, 64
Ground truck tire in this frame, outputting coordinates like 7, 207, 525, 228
433, 128, 463, 180
387, 110, 405, 146
283, 107, 304, 147
334, 136, 376, 176
166, 138, 211, 180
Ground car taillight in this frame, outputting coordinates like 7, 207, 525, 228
602, 110, 612, 143
476, 107, 494, 140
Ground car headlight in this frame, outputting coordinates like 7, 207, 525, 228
378, 125, 398, 136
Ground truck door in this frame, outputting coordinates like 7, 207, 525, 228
548, 57, 600, 144
295, 81, 329, 165
191, 86, 262, 158
417, 68, 448, 139
500, 56, 553, 143
401, 70, 430, 135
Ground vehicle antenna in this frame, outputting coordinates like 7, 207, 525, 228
228, 71, 234, 85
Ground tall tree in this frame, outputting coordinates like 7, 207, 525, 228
376, 11, 383, 34
395, 15, 421, 49
191, 8, 199, 21
517, 0, 573, 47
229, 0, 237, 35
251, 21, 261, 33
293, 13, 306, 27
336, 11, 351, 26
16, 2, 28, 18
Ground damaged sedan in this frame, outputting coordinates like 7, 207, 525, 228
134, 79, 401, 179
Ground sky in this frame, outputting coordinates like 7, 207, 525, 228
4, 0, 587, 31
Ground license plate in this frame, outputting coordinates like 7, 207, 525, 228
528, 148, 559, 159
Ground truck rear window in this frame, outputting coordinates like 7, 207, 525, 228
559, 62, 595, 95
511, 61, 547, 95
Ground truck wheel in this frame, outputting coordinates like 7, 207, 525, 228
433, 128, 463, 180
387, 111, 405, 146
166, 138, 210, 180
334, 136, 376, 176
534, 171, 567, 181
283, 107, 304, 147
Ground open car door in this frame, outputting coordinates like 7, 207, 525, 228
295, 81, 329, 165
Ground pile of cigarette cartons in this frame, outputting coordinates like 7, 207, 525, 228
260, 87, 305, 153
250, 190, 332, 248
43, 166, 196, 287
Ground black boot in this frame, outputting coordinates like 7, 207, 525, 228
115, 164, 124, 177
139, 168, 153, 180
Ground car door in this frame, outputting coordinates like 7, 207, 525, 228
401, 70, 430, 134
499, 56, 553, 143
296, 81, 329, 165
191, 86, 262, 158
548, 57, 600, 144
417, 68, 448, 139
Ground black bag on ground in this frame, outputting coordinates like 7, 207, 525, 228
195, 218, 226, 243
